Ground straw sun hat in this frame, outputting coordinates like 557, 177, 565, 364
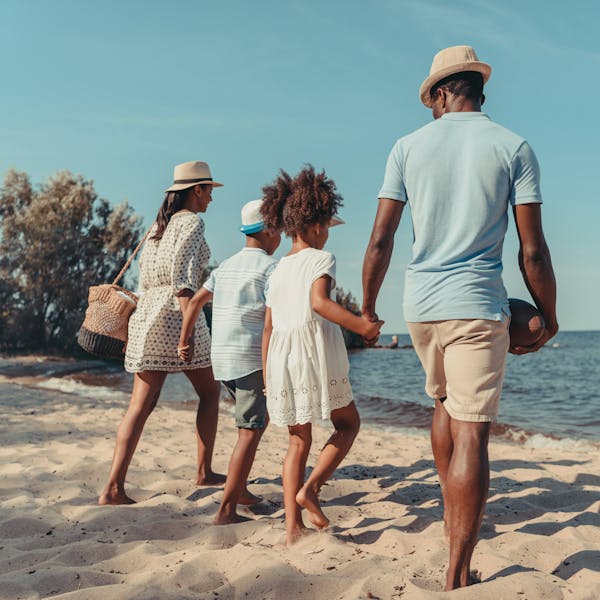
166, 161, 223, 192
419, 45, 491, 108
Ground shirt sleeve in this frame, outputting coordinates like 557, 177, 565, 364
171, 216, 210, 293
311, 251, 336, 287
202, 266, 218, 293
510, 141, 543, 205
263, 261, 278, 300
378, 141, 408, 202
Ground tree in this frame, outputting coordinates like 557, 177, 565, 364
335, 287, 365, 349
0, 169, 143, 352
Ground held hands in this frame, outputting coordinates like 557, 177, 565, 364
177, 337, 195, 362
360, 312, 384, 346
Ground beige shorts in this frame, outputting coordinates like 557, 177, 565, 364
407, 317, 510, 422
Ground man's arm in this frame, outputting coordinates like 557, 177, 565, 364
512, 203, 558, 354
362, 198, 404, 320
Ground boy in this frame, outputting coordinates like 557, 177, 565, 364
178, 199, 281, 524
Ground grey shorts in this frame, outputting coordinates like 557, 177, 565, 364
222, 369, 267, 429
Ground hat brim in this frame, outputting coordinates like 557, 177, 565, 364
240, 222, 265, 234
165, 181, 224, 192
330, 216, 345, 227
419, 62, 491, 108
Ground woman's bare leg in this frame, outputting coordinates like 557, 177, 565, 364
296, 402, 360, 529
98, 371, 167, 505
185, 367, 226, 485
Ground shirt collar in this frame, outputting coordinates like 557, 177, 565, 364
242, 247, 268, 255
440, 112, 490, 121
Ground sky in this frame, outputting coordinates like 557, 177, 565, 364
1, 0, 598, 332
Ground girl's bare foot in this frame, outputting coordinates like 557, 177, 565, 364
238, 488, 263, 506
196, 471, 226, 486
296, 485, 329, 529
213, 511, 252, 525
286, 524, 311, 546
98, 486, 136, 506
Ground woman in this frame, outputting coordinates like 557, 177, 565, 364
99, 161, 225, 505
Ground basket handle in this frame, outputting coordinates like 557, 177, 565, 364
112, 226, 153, 286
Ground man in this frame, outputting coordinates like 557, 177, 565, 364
362, 46, 557, 590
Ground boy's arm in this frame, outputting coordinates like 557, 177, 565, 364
178, 287, 213, 360
311, 276, 383, 340
262, 307, 273, 388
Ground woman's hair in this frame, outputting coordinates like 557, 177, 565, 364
151, 185, 210, 240
261, 165, 343, 237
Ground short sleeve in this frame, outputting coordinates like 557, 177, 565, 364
510, 141, 542, 206
202, 266, 218, 293
263, 260, 278, 300
311, 251, 336, 287
171, 216, 210, 293
378, 141, 408, 202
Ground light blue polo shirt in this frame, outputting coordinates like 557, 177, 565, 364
203, 248, 277, 381
379, 112, 542, 323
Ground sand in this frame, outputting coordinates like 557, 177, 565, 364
1, 376, 599, 600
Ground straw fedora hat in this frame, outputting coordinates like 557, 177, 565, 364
166, 161, 223, 192
419, 45, 491, 108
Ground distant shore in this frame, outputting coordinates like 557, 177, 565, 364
1, 375, 599, 598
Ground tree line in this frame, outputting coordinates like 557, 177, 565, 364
0, 169, 364, 354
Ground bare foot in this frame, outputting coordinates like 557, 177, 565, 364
196, 472, 226, 486
98, 488, 136, 506
296, 486, 329, 529
238, 488, 263, 506
286, 525, 312, 546
213, 511, 252, 525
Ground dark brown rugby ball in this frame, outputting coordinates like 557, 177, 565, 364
508, 298, 545, 348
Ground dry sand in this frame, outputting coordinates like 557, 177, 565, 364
1, 378, 599, 599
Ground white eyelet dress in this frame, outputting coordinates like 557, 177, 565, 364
265, 248, 353, 426
124, 212, 211, 373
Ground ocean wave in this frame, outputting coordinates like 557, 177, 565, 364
34, 377, 130, 402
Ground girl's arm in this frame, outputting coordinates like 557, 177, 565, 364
178, 287, 213, 361
261, 307, 273, 389
311, 276, 383, 339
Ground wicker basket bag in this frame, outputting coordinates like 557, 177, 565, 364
77, 229, 151, 359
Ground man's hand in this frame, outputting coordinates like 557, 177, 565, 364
509, 322, 558, 355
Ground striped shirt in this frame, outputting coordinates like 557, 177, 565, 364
203, 247, 277, 381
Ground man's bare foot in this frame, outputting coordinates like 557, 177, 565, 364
196, 472, 226, 486
98, 488, 136, 506
238, 488, 263, 506
296, 485, 329, 529
286, 525, 312, 546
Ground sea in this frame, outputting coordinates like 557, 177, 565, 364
1, 331, 599, 449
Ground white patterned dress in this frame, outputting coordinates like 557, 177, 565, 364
265, 248, 353, 426
124, 211, 211, 373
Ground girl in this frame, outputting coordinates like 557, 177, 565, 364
261, 166, 383, 544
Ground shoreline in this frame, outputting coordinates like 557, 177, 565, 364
1, 353, 598, 451
1, 380, 600, 598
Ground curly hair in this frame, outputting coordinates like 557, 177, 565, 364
261, 165, 343, 237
